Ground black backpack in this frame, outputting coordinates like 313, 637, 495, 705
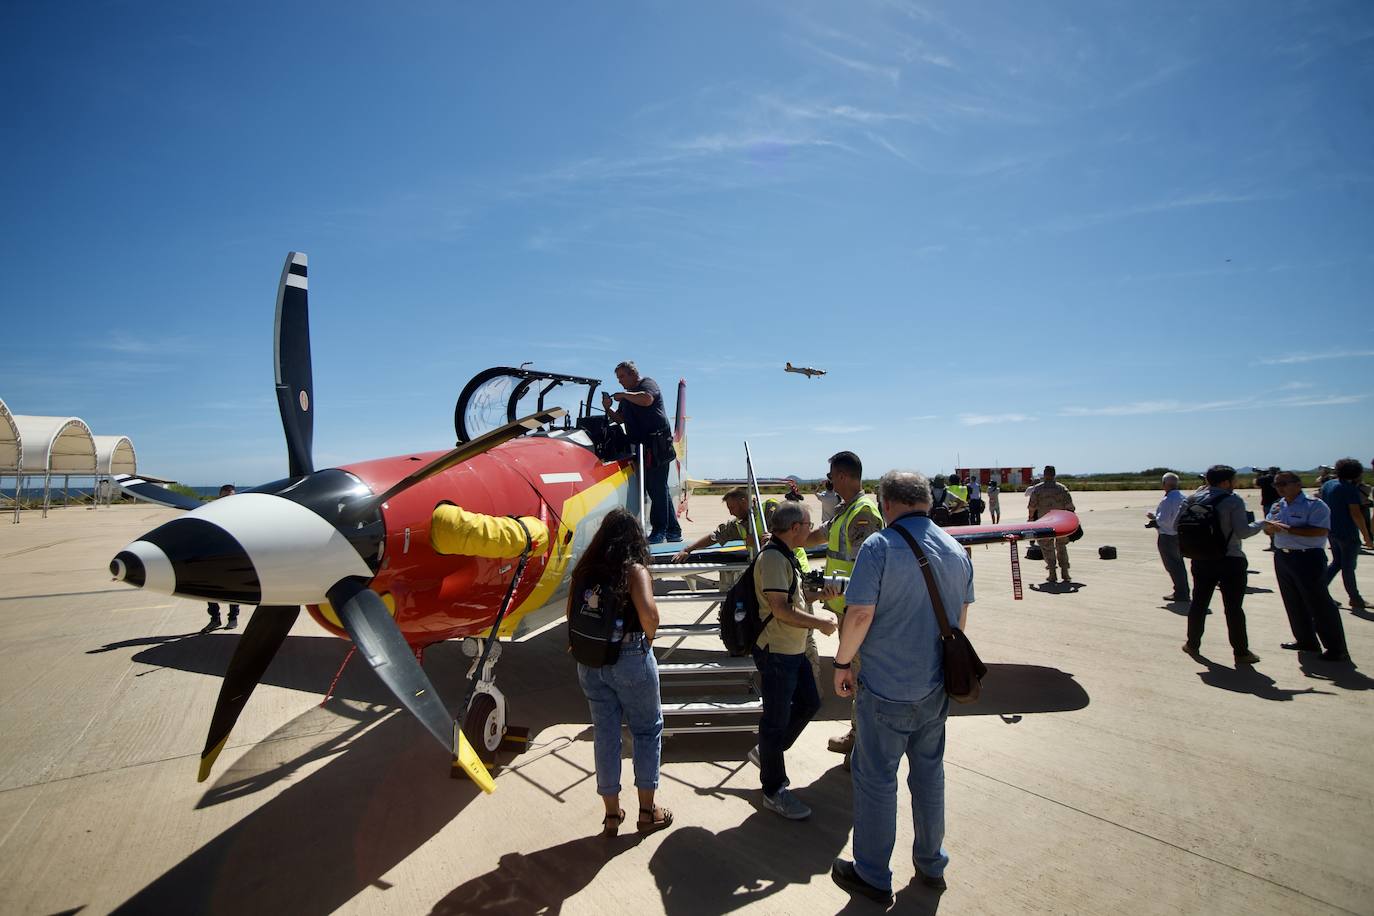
719, 542, 800, 657
1177, 492, 1230, 560
569, 577, 625, 667
929, 491, 953, 527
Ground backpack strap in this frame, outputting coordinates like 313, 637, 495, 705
889, 523, 955, 641
753, 540, 800, 650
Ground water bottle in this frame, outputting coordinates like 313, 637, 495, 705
611, 616, 624, 643
733, 599, 746, 624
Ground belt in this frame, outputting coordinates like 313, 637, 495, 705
1277, 547, 1323, 554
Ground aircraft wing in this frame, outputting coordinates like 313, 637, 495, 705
114, 475, 205, 511
944, 509, 1079, 546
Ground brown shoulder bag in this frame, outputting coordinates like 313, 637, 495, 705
891, 524, 987, 704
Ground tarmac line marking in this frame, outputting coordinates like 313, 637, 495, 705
948, 760, 1362, 916
0, 538, 77, 559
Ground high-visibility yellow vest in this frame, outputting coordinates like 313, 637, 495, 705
757, 497, 810, 571
824, 492, 882, 612
948, 484, 968, 502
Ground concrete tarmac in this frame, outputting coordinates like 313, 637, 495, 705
1, 490, 1371, 915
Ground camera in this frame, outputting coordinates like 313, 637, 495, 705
803, 569, 847, 593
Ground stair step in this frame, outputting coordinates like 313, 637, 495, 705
661, 696, 763, 716
649, 561, 747, 576
658, 657, 755, 674
655, 622, 721, 638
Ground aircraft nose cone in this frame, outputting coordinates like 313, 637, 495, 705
110, 551, 144, 586
110, 541, 176, 594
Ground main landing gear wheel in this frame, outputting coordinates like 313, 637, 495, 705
462, 692, 505, 755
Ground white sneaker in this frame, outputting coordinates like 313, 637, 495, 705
762, 787, 811, 820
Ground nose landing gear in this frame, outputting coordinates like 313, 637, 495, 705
452, 637, 529, 780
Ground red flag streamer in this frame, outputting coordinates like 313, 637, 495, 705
1008, 537, 1024, 601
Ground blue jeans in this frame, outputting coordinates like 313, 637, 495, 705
1157, 533, 1189, 599
852, 682, 949, 892
645, 459, 681, 540
577, 634, 663, 795
751, 647, 821, 795
1326, 535, 1363, 603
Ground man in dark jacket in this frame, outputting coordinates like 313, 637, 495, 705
1183, 465, 1264, 665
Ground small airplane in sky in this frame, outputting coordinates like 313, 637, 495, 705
784, 361, 826, 379
111, 252, 687, 791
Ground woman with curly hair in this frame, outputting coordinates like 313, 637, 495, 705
566, 508, 672, 836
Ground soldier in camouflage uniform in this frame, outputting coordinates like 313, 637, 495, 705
1027, 464, 1076, 583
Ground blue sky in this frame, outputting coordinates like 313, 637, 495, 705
3, 1, 1372, 484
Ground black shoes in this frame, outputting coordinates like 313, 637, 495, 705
224, 614, 239, 630
1280, 642, 1321, 652
917, 869, 948, 890
1321, 650, 1351, 662
1234, 650, 1261, 665
831, 859, 893, 904
201, 616, 221, 633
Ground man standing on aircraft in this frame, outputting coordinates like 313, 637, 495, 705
1027, 465, 1076, 583
603, 360, 682, 544
670, 488, 758, 562
805, 450, 884, 758
203, 484, 240, 632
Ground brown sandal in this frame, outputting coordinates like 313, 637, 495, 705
637, 805, 673, 834
602, 808, 625, 836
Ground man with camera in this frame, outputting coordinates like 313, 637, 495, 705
829, 470, 973, 903
1147, 472, 1190, 603
751, 501, 837, 820
602, 360, 681, 544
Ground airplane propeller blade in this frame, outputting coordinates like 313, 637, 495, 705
274, 251, 314, 478
198, 605, 301, 782
326, 578, 455, 754
114, 475, 206, 511
355, 407, 567, 517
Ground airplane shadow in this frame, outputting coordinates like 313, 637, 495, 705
87, 632, 208, 654
1191, 654, 1336, 702
429, 833, 645, 915
649, 764, 853, 914
114, 625, 587, 915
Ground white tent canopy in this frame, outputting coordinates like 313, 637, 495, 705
14, 415, 97, 474
94, 435, 137, 476
0, 398, 19, 473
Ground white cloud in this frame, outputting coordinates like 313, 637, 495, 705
959, 413, 1035, 426
1257, 349, 1374, 365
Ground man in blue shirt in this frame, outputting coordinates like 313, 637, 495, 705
1319, 458, 1373, 611
1264, 471, 1348, 661
1147, 472, 1190, 602
828, 470, 974, 903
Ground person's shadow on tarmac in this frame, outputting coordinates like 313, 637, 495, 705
429, 833, 646, 914
1192, 653, 1335, 701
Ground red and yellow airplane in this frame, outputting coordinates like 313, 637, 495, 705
111, 252, 688, 791
111, 252, 1077, 791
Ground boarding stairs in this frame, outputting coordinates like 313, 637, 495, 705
649, 560, 763, 736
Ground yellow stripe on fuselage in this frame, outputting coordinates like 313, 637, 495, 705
489, 464, 633, 638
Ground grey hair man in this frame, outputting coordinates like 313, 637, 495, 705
829, 470, 974, 903
1147, 472, 1190, 602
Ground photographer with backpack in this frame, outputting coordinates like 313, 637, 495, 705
1179, 465, 1264, 665
751, 500, 837, 820
566, 509, 673, 836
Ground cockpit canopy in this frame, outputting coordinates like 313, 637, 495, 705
454, 367, 602, 441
